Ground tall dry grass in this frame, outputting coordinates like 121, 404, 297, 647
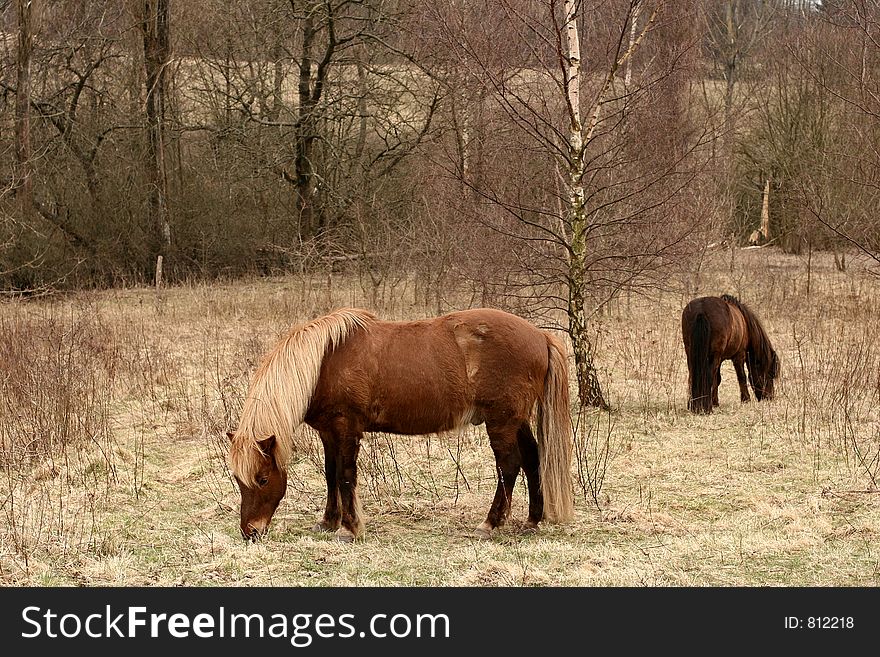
0, 248, 878, 585
0, 304, 119, 576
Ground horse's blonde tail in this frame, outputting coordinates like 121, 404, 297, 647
536, 333, 575, 523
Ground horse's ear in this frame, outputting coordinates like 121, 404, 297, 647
256, 435, 277, 456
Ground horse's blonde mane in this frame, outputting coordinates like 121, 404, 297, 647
228, 308, 375, 486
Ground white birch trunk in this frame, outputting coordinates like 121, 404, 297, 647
564, 0, 608, 410
625, 2, 641, 88
760, 178, 771, 240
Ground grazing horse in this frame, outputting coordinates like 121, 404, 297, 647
227, 307, 575, 542
681, 294, 779, 414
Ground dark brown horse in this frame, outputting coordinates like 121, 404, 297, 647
227, 307, 574, 542
681, 294, 779, 414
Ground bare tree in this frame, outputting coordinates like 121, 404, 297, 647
562, 0, 617, 410
701, 0, 777, 149
142, 0, 172, 260
1, 0, 121, 283
790, 1, 880, 268
425, 0, 709, 410
13, 0, 33, 224
179, 0, 440, 256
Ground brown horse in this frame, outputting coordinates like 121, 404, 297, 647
227, 307, 574, 542
681, 294, 779, 414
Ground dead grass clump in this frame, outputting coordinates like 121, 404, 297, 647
0, 306, 117, 461
0, 303, 120, 575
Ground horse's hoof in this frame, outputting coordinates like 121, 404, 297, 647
473, 522, 494, 540
335, 528, 356, 543
520, 522, 539, 535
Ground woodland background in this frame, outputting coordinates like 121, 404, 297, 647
2, 0, 878, 294
1, 0, 880, 586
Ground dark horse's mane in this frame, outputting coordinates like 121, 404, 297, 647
721, 294, 778, 380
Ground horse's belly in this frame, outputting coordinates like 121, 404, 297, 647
368, 387, 469, 435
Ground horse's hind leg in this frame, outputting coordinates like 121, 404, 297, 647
475, 422, 522, 539
733, 354, 750, 403
517, 422, 543, 532
313, 431, 341, 533
712, 362, 722, 407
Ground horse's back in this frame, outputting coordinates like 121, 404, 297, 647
682, 296, 748, 359
308, 308, 550, 434
441, 309, 550, 414
682, 296, 725, 323
442, 308, 549, 368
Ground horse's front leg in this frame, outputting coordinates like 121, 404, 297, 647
733, 354, 750, 403
334, 428, 364, 543
312, 431, 341, 533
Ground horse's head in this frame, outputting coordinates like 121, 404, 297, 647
227, 433, 287, 541
751, 348, 779, 401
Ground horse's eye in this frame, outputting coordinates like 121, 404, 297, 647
257, 477, 269, 487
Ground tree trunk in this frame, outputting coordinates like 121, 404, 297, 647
760, 177, 770, 240
624, 1, 640, 88
14, 0, 33, 224
722, 1, 737, 156
270, 45, 285, 123
296, 11, 322, 239
569, 230, 610, 411
563, 0, 609, 411
142, 0, 172, 264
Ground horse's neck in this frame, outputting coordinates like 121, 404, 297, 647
746, 320, 768, 355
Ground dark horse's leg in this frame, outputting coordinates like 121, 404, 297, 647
517, 422, 543, 532
732, 354, 750, 403
475, 421, 522, 539
334, 426, 364, 543
712, 362, 722, 407
313, 420, 364, 543
313, 431, 341, 533
686, 370, 694, 412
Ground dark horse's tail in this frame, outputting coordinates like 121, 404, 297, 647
688, 313, 714, 414
535, 334, 575, 523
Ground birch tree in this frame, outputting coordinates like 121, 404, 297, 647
428, 0, 708, 411
562, 0, 608, 409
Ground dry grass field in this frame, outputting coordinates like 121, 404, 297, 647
1, 247, 879, 587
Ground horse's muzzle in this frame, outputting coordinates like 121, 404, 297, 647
241, 521, 267, 542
